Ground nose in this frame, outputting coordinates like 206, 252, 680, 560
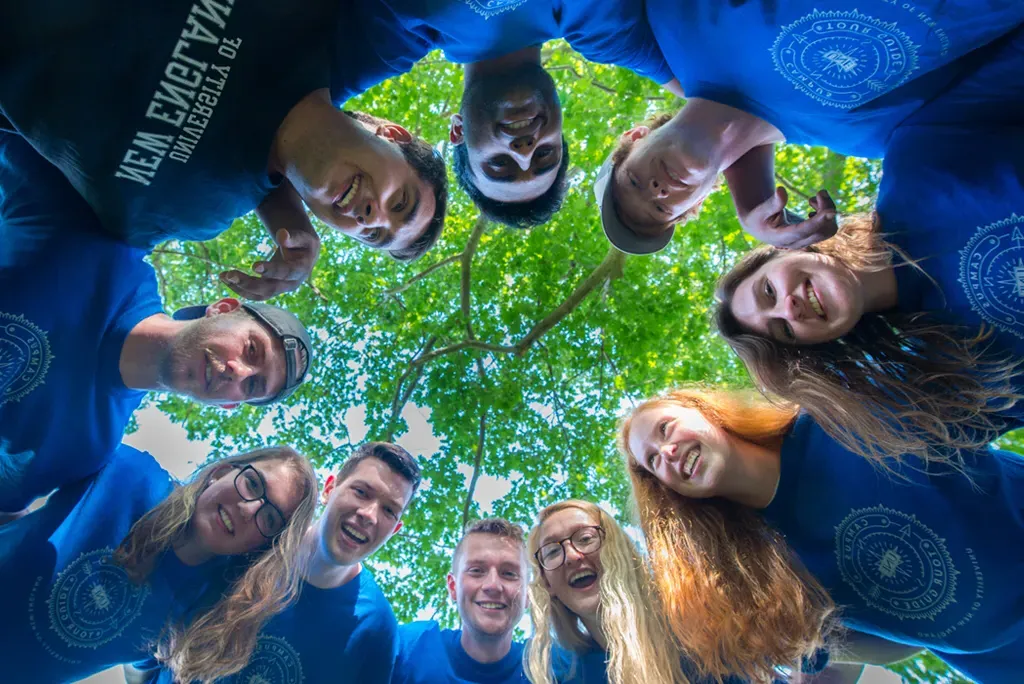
482, 567, 503, 591
238, 499, 262, 520
354, 198, 377, 226
660, 442, 679, 464
648, 177, 668, 198
784, 293, 807, 321
510, 136, 535, 169
225, 357, 255, 381
356, 502, 379, 528
563, 540, 585, 565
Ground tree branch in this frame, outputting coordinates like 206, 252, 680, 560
411, 340, 516, 366
152, 247, 235, 271
386, 335, 438, 441
774, 171, 813, 201
383, 253, 462, 295
461, 216, 489, 341
461, 410, 488, 530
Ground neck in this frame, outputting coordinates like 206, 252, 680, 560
719, 437, 782, 509
172, 528, 215, 567
460, 624, 514, 665
119, 313, 179, 391
670, 98, 784, 177
464, 45, 542, 81
579, 613, 608, 650
303, 524, 361, 589
855, 266, 899, 314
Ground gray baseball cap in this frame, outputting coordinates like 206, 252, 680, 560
594, 154, 674, 256
172, 302, 313, 406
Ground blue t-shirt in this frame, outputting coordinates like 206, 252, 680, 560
330, 0, 672, 104
154, 566, 398, 683
644, 0, 1024, 158
394, 622, 526, 684
0, 445, 219, 682
762, 414, 1024, 676
0, 0, 336, 247
548, 644, 753, 684
0, 134, 163, 513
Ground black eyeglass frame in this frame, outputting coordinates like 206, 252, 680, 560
233, 464, 287, 539
534, 525, 606, 571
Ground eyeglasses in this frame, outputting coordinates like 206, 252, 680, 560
535, 526, 605, 571
233, 465, 287, 539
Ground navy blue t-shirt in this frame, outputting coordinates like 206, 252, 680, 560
548, 643, 752, 684
0, 444, 219, 682
0, 134, 162, 513
762, 414, 1024, 678
394, 622, 526, 684
331, 0, 672, 104
644, 0, 1024, 157
154, 566, 398, 683
0, 0, 336, 247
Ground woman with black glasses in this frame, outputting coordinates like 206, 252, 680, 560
0, 442, 318, 683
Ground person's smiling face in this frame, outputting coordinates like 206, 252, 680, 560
537, 507, 604, 621
448, 533, 527, 640
454, 63, 564, 203
729, 251, 864, 344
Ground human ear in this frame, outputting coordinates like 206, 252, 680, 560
449, 114, 464, 145
205, 297, 242, 317
619, 126, 650, 143
376, 123, 413, 143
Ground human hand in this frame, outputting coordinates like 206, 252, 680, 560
740, 186, 838, 249
219, 227, 321, 301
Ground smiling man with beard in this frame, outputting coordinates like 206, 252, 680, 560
393, 518, 529, 684
331, 0, 682, 229
0, 133, 313, 523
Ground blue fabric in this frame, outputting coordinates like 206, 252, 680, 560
0, 134, 162, 513
330, 0, 672, 104
0, 445, 217, 683
394, 622, 526, 683
762, 415, 1024, 675
154, 567, 398, 683
644, 0, 1024, 158
879, 39, 1024, 434
548, 643, 752, 684
0, 0, 336, 248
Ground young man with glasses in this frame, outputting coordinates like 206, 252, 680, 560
134, 441, 421, 683
392, 518, 529, 683
0, 134, 314, 525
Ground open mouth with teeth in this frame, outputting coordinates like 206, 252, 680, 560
341, 522, 369, 545
218, 505, 234, 534
682, 446, 701, 479
805, 280, 826, 319
568, 569, 598, 589
477, 601, 508, 612
335, 175, 362, 211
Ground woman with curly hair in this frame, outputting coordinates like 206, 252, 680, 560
620, 387, 1024, 683
713, 32, 1024, 465
0, 442, 317, 683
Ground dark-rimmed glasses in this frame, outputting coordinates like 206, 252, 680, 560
535, 526, 605, 571
233, 465, 287, 538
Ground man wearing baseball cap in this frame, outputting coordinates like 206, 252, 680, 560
0, 133, 313, 522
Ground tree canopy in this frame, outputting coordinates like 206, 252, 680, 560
147, 43, 1008, 683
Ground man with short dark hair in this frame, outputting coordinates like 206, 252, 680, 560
0, 0, 448, 300
0, 134, 314, 519
138, 441, 422, 683
393, 517, 529, 683
332, 0, 682, 229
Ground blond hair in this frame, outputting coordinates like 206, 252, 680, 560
525, 500, 686, 684
113, 446, 318, 683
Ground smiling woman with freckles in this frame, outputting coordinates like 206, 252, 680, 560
714, 213, 1023, 466
621, 387, 1024, 683
0, 443, 317, 683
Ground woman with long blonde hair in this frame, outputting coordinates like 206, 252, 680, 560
621, 386, 1024, 683
525, 499, 688, 684
0, 442, 317, 683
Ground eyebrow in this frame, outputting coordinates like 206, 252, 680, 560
400, 188, 422, 229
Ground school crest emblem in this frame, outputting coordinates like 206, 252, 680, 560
958, 213, 1024, 340
835, 506, 958, 621
772, 9, 919, 109
0, 311, 52, 405
46, 548, 150, 649
460, 0, 527, 19
236, 635, 304, 684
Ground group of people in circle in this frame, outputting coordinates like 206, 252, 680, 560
1, 0, 1022, 682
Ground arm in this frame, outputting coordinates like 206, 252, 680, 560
723, 144, 838, 249
662, 78, 685, 99
220, 181, 321, 301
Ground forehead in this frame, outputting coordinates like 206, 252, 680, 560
729, 267, 771, 336
342, 457, 413, 505
253, 460, 304, 515
540, 507, 598, 543
458, 534, 526, 569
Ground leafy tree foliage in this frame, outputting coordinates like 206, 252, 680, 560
147, 43, 1013, 681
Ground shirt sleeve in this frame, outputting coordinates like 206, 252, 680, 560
351, 608, 400, 684
560, 0, 673, 84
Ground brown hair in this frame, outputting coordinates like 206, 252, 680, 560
114, 446, 318, 683
452, 517, 526, 573
620, 389, 840, 681
334, 441, 422, 505
715, 212, 1021, 465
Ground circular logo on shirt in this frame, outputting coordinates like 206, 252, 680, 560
47, 548, 150, 648
835, 506, 958, 621
958, 213, 1024, 340
771, 10, 920, 109
0, 311, 52, 406
459, 0, 527, 19
235, 635, 304, 684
